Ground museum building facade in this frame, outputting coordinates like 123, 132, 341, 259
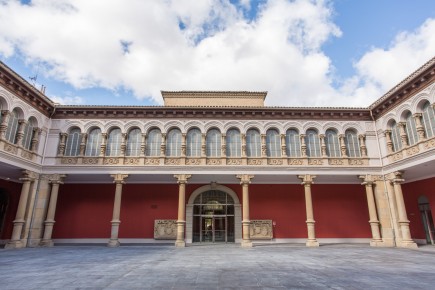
0, 57, 434, 249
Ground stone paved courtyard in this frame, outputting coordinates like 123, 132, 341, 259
1, 244, 435, 289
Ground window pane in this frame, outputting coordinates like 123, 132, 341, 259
246, 129, 261, 157
266, 129, 281, 157
345, 130, 360, 157
286, 129, 300, 157
5, 110, 19, 144
126, 128, 141, 156
206, 129, 221, 157
187, 128, 202, 157
305, 129, 321, 157
325, 129, 341, 157
391, 122, 402, 152
422, 102, 435, 138
22, 121, 34, 150
405, 112, 418, 145
226, 129, 241, 157
65, 128, 81, 156
85, 128, 102, 156
166, 128, 182, 157
106, 128, 122, 156
146, 129, 162, 156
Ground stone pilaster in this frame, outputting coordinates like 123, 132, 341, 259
181, 133, 187, 157
221, 133, 226, 157
390, 171, 417, 248
99, 133, 107, 157
120, 133, 127, 156
241, 133, 246, 157
57, 133, 68, 156
27, 175, 51, 247
30, 128, 41, 152
161, 133, 166, 156
0, 110, 10, 140
384, 130, 393, 154
359, 175, 383, 246
108, 174, 129, 247
5, 170, 37, 249
79, 133, 87, 156
261, 134, 266, 157
413, 113, 426, 141
319, 135, 327, 157
339, 134, 347, 157
298, 174, 319, 247
15, 120, 27, 146
236, 174, 254, 247
398, 122, 408, 147
174, 174, 191, 247
201, 133, 206, 157
40, 174, 67, 247
300, 134, 307, 157
140, 133, 146, 156
281, 134, 286, 156
358, 134, 367, 157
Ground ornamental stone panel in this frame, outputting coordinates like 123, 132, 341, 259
250, 220, 273, 240
154, 220, 177, 240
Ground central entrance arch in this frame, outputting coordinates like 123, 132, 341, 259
186, 184, 242, 244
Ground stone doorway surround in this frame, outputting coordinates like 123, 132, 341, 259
186, 183, 242, 244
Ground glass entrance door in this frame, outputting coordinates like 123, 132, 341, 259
200, 216, 227, 243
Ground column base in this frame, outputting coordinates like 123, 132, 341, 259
398, 240, 418, 249
175, 240, 186, 248
40, 240, 54, 247
241, 240, 253, 248
369, 240, 385, 247
4, 240, 24, 249
305, 240, 319, 247
107, 239, 120, 247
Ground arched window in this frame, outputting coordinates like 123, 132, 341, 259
85, 128, 102, 156
206, 129, 221, 157
186, 128, 202, 157
126, 128, 141, 156
5, 109, 19, 144
285, 129, 300, 157
226, 129, 241, 157
405, 112, 418, 145
345, 129, 360, 157
65, 128, 81, 156
305, 129, 321, 157
390, 121, 402, 152
266, 129, 281, 157
146, 128, 162, 157
22, 117, 36, 150
246, 129, 261, 157
422, 102, 435, 138
106, 128, 122, 156
166, 128, 182, 157
325, 129, 341, 157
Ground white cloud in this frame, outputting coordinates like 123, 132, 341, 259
50, 95, 84, 105
0, 0, 433, 107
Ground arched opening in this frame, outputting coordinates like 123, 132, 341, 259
418, 196, 434, 245
186, 184, 241, 244
0, 189, 9, 239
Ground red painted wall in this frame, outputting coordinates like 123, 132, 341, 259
402, 177, 435, 240
0, 179, 21, 240
312, 184, 371, 238
53, 182, 371, 239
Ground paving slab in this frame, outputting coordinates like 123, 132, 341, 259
1, 244, 435, 289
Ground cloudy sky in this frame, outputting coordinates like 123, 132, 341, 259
0, 0, 434, 107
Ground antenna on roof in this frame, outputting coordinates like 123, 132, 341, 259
29, 74, 37, 86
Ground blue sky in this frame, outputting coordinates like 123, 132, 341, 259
0, 0, 434, 107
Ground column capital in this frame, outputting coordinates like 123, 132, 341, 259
111, 174, 129, 184
384, 129, 391, 135
413, 113, 422, 118
20, 170, 38, 182
49, 174, 67, 185
390, 171, 405, 184
359, 174, 374, 186
236, 174, 254, 185
174, 174, 191, 184
298, 174, 316, 186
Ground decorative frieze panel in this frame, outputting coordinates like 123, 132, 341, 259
267, 158, 283, 165
247, 158, 263, 165
165, 158, 181, 165
206, 158, 221, 165
308, 159, 323, 165
423, 138, 435, 150
405, 145, 420, 157
20, 150, 33, 160
250, 220, 273, 240
154, 220, 177, 240
348, 158, 368, 166
227, 158, 242, 165
103, 157, 120, 165
61, 157, 78, 164
145, 158, 160, 165
328, 158, 345, 166
82, 157, 99, 165
288, 159, 304, 165
186, 158, 202, 165
4, 143, 18, 154
124, 157, 140, 165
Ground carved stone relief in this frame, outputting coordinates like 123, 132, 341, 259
61, 157, 78, 164
154, 220, 177, 240
250, 220, 273, 240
